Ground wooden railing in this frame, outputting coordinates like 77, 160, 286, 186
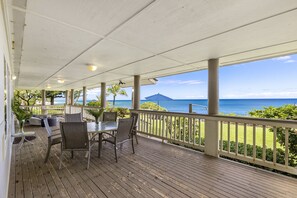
132, 109, 297, 175
22, 105, 297, 175
21, 105, 65, 115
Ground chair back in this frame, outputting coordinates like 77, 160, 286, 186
60, 122, 89, 150
43, 118, 52, 137
116, 118, 134, 143
130, 112, 139, 128
103, 112, 117, 121
65, 113, 82, 122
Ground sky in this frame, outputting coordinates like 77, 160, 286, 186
86, 54, 297, 100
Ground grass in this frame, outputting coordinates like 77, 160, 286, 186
140, 117, 281, 149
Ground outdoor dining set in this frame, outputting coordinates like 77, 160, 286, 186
43, 112, 139, 169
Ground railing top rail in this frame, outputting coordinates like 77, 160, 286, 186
131, 109, 297, 128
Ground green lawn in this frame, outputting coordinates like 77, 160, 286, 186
140, 117, 281, 149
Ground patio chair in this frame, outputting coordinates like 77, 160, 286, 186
65, 113, 82, 122
59, 122, 95, 169
130, 112, 139, 144
103, 112, 117, 121
101, 118, 134, 162
43, 118, 62, 163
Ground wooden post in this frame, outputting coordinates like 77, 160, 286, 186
205, 58, 219, 157
70, 89, 74, 105
83, 86, 87, 106
133, 75, 140, 110
189, 104, 193, 113
41, 89, 46, 114
101, 83, 106, 108
65, 90, 69, 105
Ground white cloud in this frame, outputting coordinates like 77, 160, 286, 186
285, 60, 296, 63
161, 80, 203, 85
274, 56, 291, 61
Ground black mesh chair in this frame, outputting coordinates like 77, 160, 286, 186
130, 112, 139, 144
65, 113, 83, 122
101, 118, 134, 162
103, 112, 117, 121
43, 118, 62, 163
59, 122, 95, 169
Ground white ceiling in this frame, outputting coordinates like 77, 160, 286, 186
6, 0, 297, 90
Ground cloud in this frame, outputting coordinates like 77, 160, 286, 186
274, 56, 291, 61
161, 80, 203, 85
273, 55, 296, 63
285, 60, 296, 63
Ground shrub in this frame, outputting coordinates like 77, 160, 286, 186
140, 102, 167, 111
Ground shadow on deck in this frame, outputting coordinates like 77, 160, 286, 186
8, 125, 297, 198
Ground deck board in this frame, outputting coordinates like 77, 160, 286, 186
8, 125, 297, 198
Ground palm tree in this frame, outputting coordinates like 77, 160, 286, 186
107, 84, 128, 106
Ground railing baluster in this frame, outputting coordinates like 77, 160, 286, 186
220, 121, 223, 151
179, 117, 181, 142
227, 122, 230, 153
198, 119, 201, 146
285, 128, 289, 167
162, 115, 165, 139
244, 123, 247, 157
273, 127, 277, 165
188, 117, 192, 144
253, 124, 256, 160
152, 114, 155, 136
174, 116, 177, 140
193, 118, 196, 146
183, 117, 186, 142
235, 122, 238, 156
262, 125, 266, 161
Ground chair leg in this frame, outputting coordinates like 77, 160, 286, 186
44, 142, 52, 163
131, 138, 135, 154
87, 148, 91, 169
59, 151, 63, 169
135, 132, 139, 144
114, 144, 118, 163
71, 151, 74, 159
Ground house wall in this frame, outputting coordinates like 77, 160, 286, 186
0, 0, 14, 197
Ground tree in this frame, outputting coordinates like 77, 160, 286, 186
14, 90, 41, 106
74, 90, 82, 105
107, 84, 128, 106
140, 102, 167, 111
46, 91, 64, 105
249, 104, 297, 166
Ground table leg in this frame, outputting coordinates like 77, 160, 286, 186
18, 136, 25, 150
98, 133, 102, 158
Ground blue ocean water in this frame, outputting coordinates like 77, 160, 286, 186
56, 98, 297, 115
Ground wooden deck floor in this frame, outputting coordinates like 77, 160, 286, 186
8, 125, 297, 198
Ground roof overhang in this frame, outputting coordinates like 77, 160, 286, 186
6, 0, 297, 90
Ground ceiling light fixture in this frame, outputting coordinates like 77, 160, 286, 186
12, 75, 17, 80
87, 65, 97, 71
46, 85, 51, 89
57, 79, 64, 83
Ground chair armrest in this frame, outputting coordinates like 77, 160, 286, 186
101, 132, 116, 138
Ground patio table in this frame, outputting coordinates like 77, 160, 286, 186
87, 121, 117, 157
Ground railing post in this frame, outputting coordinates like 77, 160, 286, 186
205, 58, 219, 157
189, 104, 193, 113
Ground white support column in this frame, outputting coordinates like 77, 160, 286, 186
205, 58, 219, 157
133, 75, 140, 110
70, 89, 74, 105
41, 89, 46, 114
82, 86, 87, 106
65, 90, 68, 105
101, 82, 106, 108
41, 89, 46, 105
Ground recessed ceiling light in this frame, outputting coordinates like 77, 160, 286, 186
46, 85, 51, 89
12, 75, 17, 80
87, 65, 97, 71
57, 79, 64, 83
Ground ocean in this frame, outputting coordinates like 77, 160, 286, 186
55, 98, 297, 116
